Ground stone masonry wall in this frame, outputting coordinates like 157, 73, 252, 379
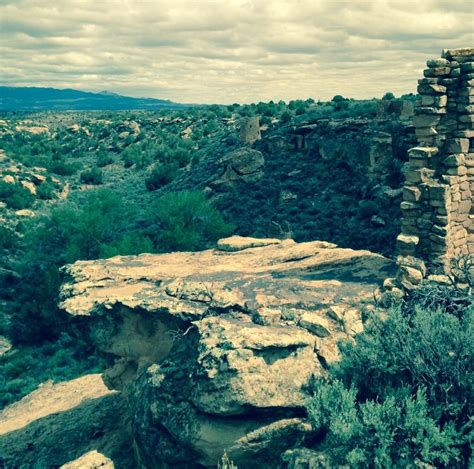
395, 47, 474, 289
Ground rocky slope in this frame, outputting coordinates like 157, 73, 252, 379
57, 236, 394, 468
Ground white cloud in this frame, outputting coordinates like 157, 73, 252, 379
0, 0, 472, 103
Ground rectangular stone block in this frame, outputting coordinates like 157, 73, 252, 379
454, 130, 474, 138
445, 138, 469, 153
432, 224, 448, 236
459, 88, 474, 97
405, 168, 435, 184
427, 58, 450, 68
433, 215, 448, 226
439, 78, 459, 86
408, 147, 438, 159
417, 83, 447, 95
461, 62, 474, 72
416, 127, 438, 138
459, 200, 472, 214
416, 106, 446, 115
442, 48, 474, 58
403, 186, 422, 202
420, 95, 448, 107
459, 115, 474, 124
444, 153, 466, 167
446, 166, 467, 176
457, 104, 474, 114
423, 67, 451, 77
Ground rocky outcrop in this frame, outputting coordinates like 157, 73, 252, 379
290, 118, 414, 183
61, 450, 114, 468
59, 237, 393, 467
211, 147, 265, 190
0, 374, 133, 468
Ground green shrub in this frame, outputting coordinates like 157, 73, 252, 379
280, 111, 292, 123
97, 151, 114, 167
36, 180, 56, 200
122, 143, 156, 168
0, 181, 34, 209
0, 333, 105, 410
0, 225, 17, 250
80, 166, 103, 185
307, 381, 460, 467
306, 305, 473, 467
145, 162, 179, 191
48, 158, 79, 176
99, 233, 154, 258
150, 191, 233, 252
7, 189, 141, 344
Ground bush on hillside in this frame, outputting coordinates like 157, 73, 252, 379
36, 179, 56, 200
48, 158, 79, 176
97, 151, 115, 167
0, 226, 17, 250
80, 166, 103, 185
145, 161, 179, 191
0, 333, 104, 410
306, 305, 473, 467
0, 181, 34, 209
150, 191, 233, 252
7, 189, 148, 344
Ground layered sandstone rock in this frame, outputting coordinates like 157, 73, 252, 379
0, 375, 132, 468
211, 147, 265, 190
59, 237, 393, 467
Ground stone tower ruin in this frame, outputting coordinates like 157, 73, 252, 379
395, 47, 474, 289
239, 116, 261, 144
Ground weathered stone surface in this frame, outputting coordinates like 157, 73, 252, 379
211, 147, 265, 189
217, 235, 282, 252
442, 48, 474, 59
61, 450, 114, 469
0, 375, 133, 468
60, 237, 393, 467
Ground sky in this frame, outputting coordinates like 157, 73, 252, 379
1, 0, 473, 104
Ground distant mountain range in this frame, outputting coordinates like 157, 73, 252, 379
0, 86, 185, 111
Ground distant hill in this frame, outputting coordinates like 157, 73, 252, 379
0, 86, 185, 111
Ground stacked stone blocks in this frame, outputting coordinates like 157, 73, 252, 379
396, 48, 474, 289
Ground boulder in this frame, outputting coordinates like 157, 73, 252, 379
61, 450, 114, 468
217, 235, 281, 251
21, 180, 37, 195
59, 237, 394, 467
0, 375, 133, 468
211, 147, 265, 189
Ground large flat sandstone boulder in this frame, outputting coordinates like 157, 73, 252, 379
59, 237, 394, 467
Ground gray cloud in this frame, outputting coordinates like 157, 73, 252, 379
0, 0, 473, 103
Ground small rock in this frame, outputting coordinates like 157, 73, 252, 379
61, 450, 114, 468
21, 180, 37, 195
15, 209, 35, 217
217, 236, 281, 252
371, 215, 385, 226
2, 175, 15, 184
299, 312, 332, 337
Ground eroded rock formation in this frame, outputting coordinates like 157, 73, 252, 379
59, 237, 394, 467
393, 48, 474, 289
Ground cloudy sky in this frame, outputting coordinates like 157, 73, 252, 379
1, 0, 473, 103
